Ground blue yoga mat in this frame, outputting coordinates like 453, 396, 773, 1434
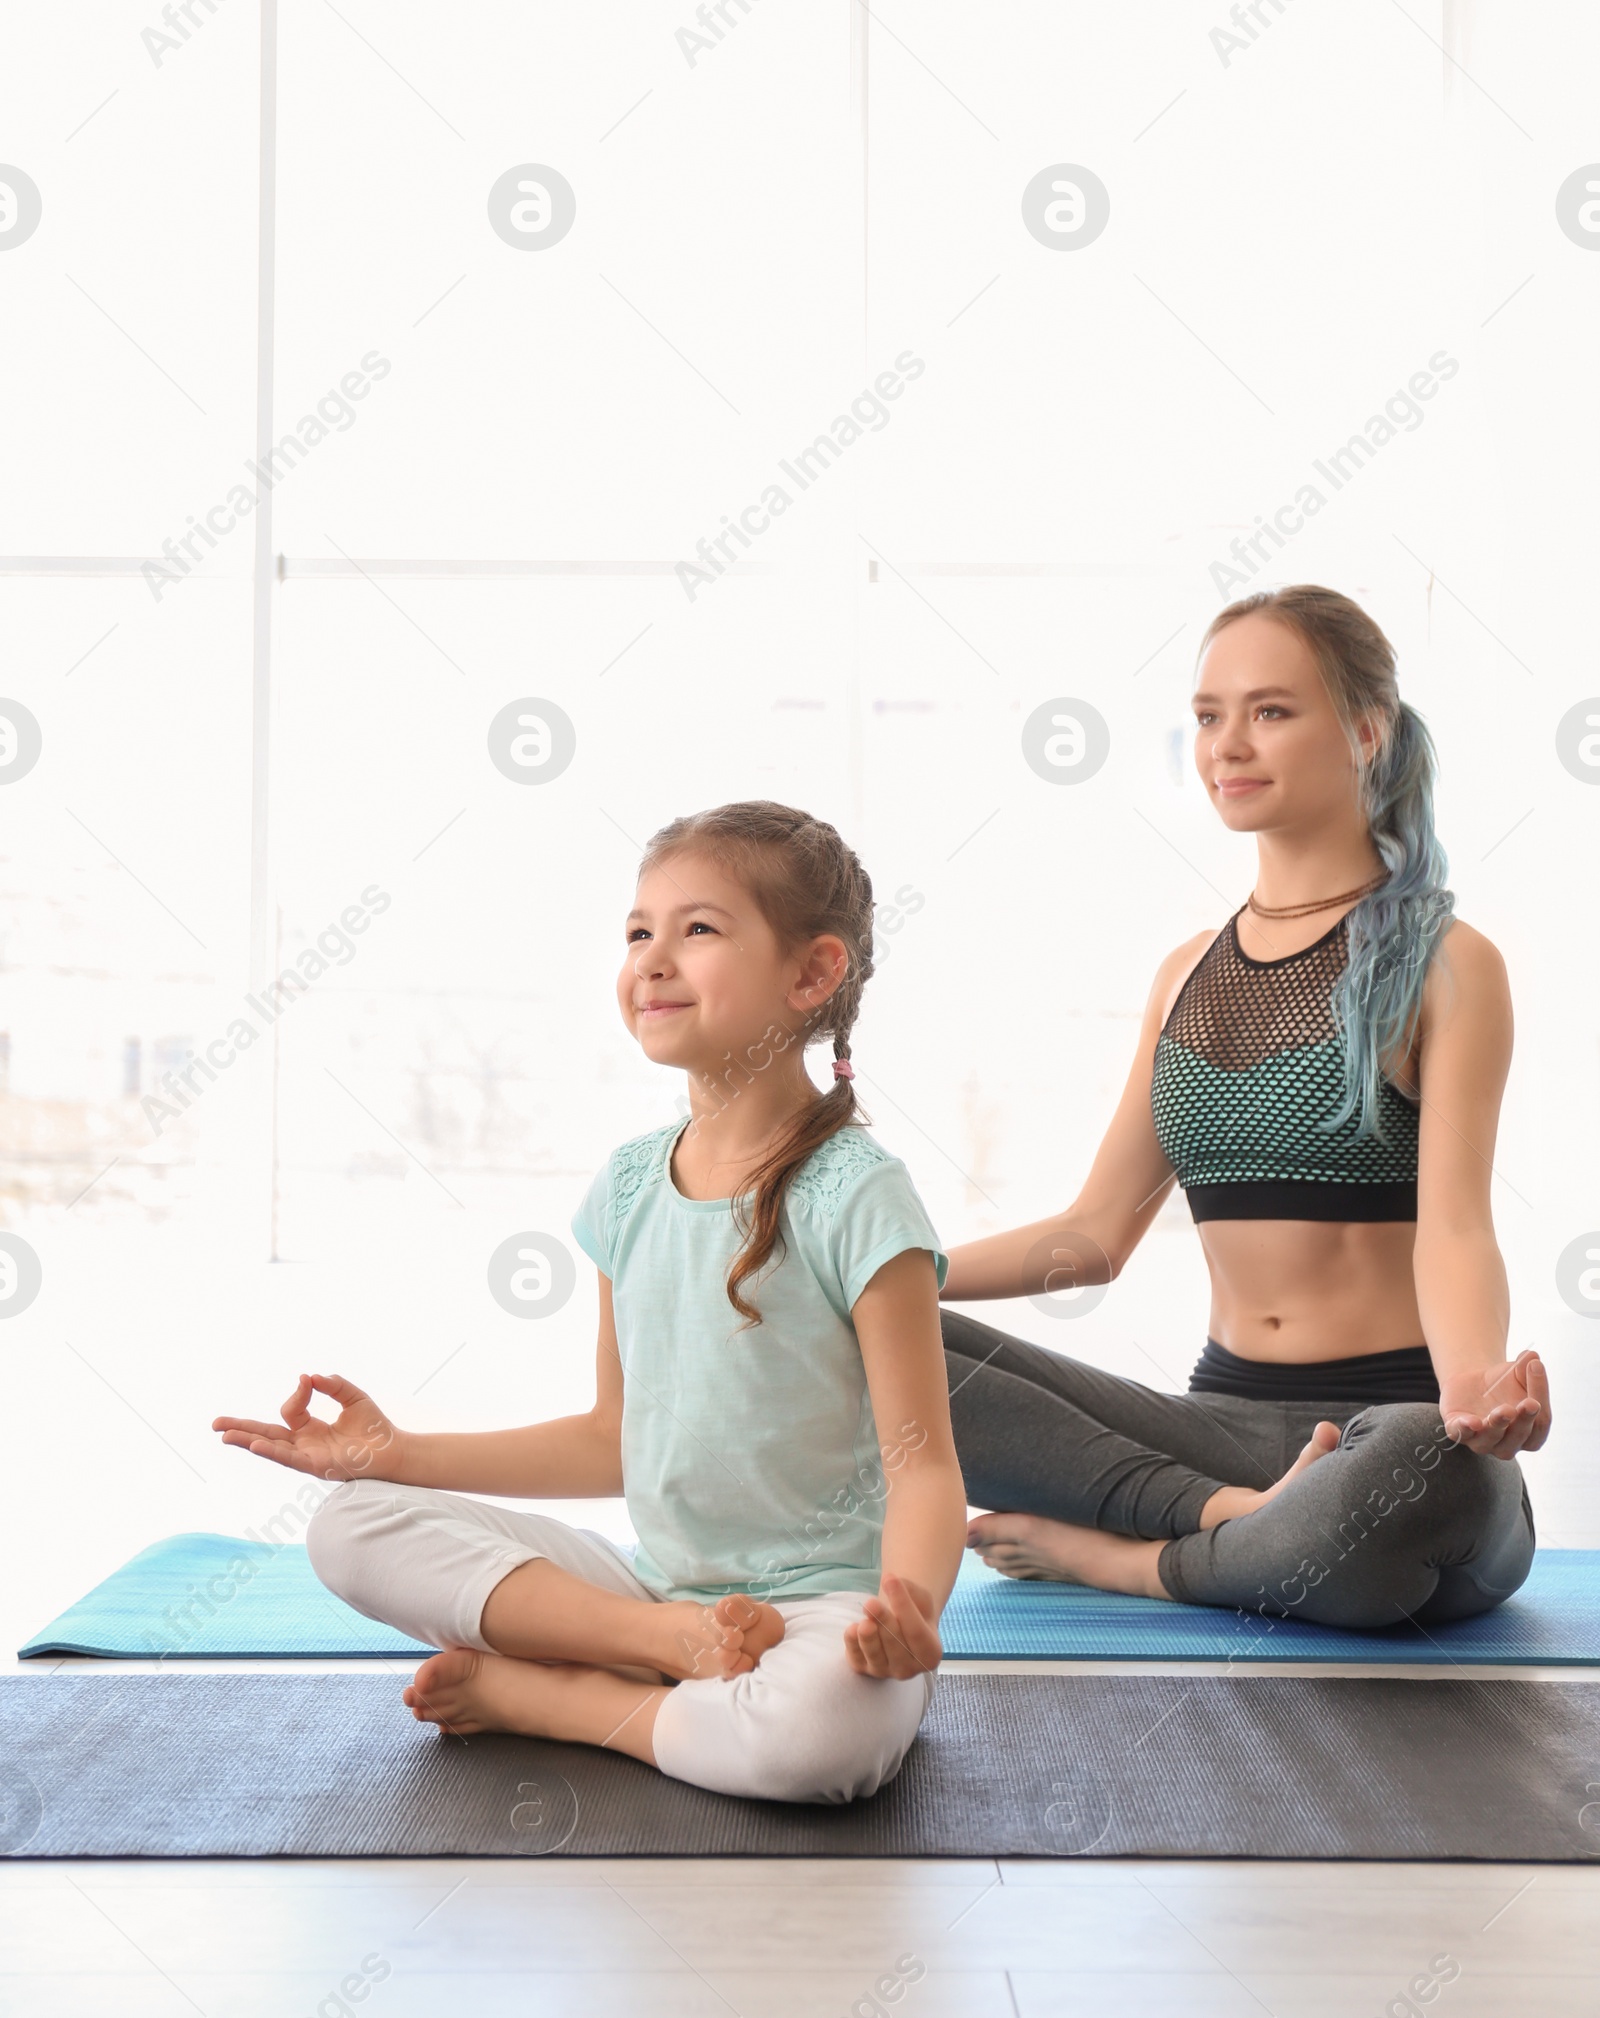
941, 1549, 1600, 1664
20, 1534, 434, 1661
19, 1533, 1600, 1665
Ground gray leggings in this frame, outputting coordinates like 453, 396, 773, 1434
943, 1310, 1535, 1630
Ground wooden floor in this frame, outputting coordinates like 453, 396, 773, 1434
2, 1850, 1597, 2015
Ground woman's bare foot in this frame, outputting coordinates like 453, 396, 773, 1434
965, 1516, 1168, 1598
965, 1424, 1345, 1598
651, 1592, 786, 1681
403, 1646, 668, 1760
1197, 1419, 1342, 1529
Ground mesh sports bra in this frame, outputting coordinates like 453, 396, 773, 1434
1149, 905, 1420, 1223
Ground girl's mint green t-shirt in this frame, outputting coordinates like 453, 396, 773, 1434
570, 1117, 948, 1604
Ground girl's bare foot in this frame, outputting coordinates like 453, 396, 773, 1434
651, 1592, 785, 1681
965, 1516, 1168, 1598
403, 1646, 668, 1758
404, 1647, 594, 1737
1197, 1419, 1342, 1528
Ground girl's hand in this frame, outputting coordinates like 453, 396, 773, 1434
1439, 1349, 1551, 1460
212, 1373, 408, 1483
843, 1572, 941, 1680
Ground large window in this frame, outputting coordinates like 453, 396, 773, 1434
4, 2, 1598, 1567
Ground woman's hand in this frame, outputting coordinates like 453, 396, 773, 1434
212, 1373, 408, 1483
843, 1572, 942, 1680
1438, 1349, 1551, 1459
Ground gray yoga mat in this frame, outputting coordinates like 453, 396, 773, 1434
3, 1673, 1599, 1860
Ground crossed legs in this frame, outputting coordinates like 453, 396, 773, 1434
942, 1310, 1534, 1629
305, 1481, 932, 1803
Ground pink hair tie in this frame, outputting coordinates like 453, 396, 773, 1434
832, 1058, 855, 1081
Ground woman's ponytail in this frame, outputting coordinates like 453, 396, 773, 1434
1331, 697, 1455, 1140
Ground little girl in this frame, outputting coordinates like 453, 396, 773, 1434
214, 800, 965, 1805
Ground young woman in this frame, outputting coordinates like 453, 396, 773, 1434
215, 802, 965, 1804
945, 586, 1546, 1629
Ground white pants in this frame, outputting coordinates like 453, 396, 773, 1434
305, 1479, 935, 1806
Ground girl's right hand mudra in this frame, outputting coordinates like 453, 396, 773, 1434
212, 1373, 405, 1482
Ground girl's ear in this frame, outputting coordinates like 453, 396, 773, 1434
789, 932, 850, 1013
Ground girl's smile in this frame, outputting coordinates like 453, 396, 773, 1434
617, 851, 828, 1077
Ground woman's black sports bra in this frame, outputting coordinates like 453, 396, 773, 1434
1149, 904, 1421, 1224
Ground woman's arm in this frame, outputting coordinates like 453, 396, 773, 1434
843, 1246, 967, 1678
939, 935, 1201, 1300
215, 1274, 627, 1497
1412, 921, 1550, 1458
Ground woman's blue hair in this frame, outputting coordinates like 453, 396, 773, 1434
1204, 587, 1456, 1144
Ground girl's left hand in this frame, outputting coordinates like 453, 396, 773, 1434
843, 1572, 941, 1679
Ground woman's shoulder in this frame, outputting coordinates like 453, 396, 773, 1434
1421, 913, 1510, 1017
1430, 913, 1504, 971
1151, 920, 1230, 1030
788, 1122, 900, 1219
